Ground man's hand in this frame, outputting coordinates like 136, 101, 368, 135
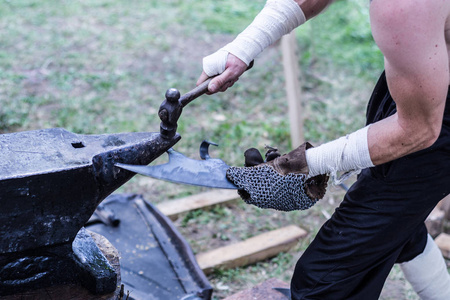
226, 143, 329, 211
196, 52, 248, 94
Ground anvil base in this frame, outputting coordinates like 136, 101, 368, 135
0, 227, 119, 297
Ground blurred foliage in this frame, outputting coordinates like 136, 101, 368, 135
0, 0, 382, 142
298, 0, 383, 80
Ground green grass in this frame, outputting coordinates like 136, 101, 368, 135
0, 0, 418, 299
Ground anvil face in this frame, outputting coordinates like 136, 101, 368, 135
0, 128, 180, 254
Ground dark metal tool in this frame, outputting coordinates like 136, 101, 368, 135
158, 77, 215, 140
86, 203, 121, 227
116, 140, 237, 189
158, 61, 254, 140
273, 287, 291, 299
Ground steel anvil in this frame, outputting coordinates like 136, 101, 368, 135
0, 128, 180, 296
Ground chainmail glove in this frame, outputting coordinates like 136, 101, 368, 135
226, 143, 328, 211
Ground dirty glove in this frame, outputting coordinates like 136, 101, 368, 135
226, 143, 328, 211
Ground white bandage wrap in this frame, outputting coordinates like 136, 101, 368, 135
203, 0, 306, 77
306, 125, 375, 177
400, 234, 450, 300
203, 49, 229, 78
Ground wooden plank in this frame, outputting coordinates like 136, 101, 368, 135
156, 189, 239, 220
196, 225, 307, 274
281, 31, 304, 148
435, 233, 450, 259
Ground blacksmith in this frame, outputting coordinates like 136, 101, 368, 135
197, 0, 450, 299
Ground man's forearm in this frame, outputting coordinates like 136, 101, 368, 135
222, 0, 306, 66
307, 0, 449, 176
306, 126, 374, 177
306, 105, 444, 177
200, 0, 338, 92
202, 0, 336, 77
367, 109, 443, 166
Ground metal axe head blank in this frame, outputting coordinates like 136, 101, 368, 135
115, 140, 238, 189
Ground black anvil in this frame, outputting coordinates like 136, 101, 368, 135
0, 128, 180, 296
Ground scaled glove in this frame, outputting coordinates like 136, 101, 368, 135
226, 143, 328, 211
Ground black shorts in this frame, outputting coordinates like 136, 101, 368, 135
290, 72, 450, 300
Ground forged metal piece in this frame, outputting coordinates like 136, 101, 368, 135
87, 203, 121, 227
116, 141, 237, 190
0, 128, 180, 295
199, 140, 218, 159
273, 288, 291, 299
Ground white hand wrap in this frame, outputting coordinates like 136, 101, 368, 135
306, 125, 375, 177
203, 0, 306, 77
203, 49, 229, 78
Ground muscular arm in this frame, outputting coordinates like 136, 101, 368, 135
368, 0, 449, 165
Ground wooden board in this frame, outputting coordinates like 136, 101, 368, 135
281, 31, 304, 148
196, 225, 307, 274
156, 189, 239, 220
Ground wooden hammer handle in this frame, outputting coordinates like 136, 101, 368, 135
179, 60, 254, 107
